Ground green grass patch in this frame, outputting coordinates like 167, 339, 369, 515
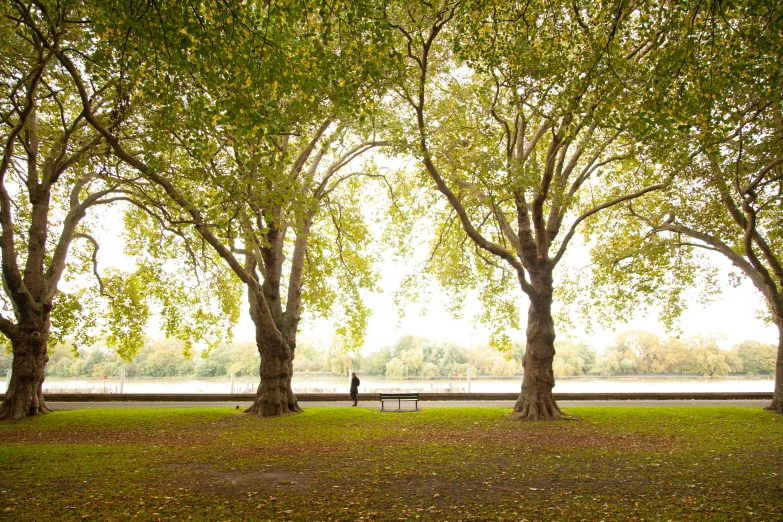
1, 406, 782, 521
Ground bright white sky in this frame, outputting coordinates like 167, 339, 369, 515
94, 197, 779, 356
227, 255, 779, 354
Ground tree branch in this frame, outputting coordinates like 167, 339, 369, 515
649, 221, 773, 303
0, 313, 17, 339
41, 26, 282, 341
73, 232, 111, 297
552, 181, 667, 265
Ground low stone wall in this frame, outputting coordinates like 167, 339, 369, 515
0, 391, 772, 402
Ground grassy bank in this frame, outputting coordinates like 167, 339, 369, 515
1, 406, 782, 521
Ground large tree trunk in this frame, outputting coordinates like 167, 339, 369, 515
282, 338, 300, 413
766, 320, 783, 413
514, 268, 562, 421
245, 332, 301, 417
244, 293, 301, 417
0, 327, 51, 421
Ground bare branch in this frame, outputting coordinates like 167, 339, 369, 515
553, 181, 667, 265
314, 141, 389, 199
73, 232, 111, 297
0, 313, 17, 339
290, 119, 332, 178
743, 155, 783, 195
650, 221, 773, 302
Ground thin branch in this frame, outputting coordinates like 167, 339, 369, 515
553, 181, 667, 265
743, 155, 783, 195
649, 221, 773, 302
313, 141, 390, 199
73, 232, 111, 297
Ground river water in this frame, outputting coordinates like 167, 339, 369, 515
18, 374, 774, 395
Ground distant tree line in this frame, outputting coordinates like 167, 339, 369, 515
4, 331, 770, 381
592, 332, 777, 378
343, 333, 775, 378
0, 340, 258, 380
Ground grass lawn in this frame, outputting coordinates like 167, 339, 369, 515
1, 406, 782, 521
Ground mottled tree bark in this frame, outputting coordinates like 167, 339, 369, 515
0, 321, 52, 421
0, 6, 117, 421
245, 320, 301, 416
244, 237, 303, 418
767, 321, 783, 413
514, 268, 562, 421
283, 339, 300, 412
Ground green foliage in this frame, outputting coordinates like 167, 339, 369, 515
0, 0, 137, 352
0, 0, 247, 374
360, 346, 394, 375
573, 0, 783, 336
302, 170, 383, 350
4, 0, 779, 391
121, 207, 243, 357
567, 211, 722, 331
359, 335, 495, 377
293, 338, 329, 372
689, 341, 734, 378
46, 343, 125, 379
385, 357, 407, 378
0, 345, 10, 376
732, 340, 778, 375
102, 269, 151, 361
48, 289, 99, 350
44, 339, 261, 379
552, 341, 594, 377
381, 0, 677, 347
592, 331, 753, 377
613, 331, 689, 374
3, 0, 396, 371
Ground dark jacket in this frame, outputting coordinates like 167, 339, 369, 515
350, 375, 360, 393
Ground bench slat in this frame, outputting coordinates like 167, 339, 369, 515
379, 392, 419, 411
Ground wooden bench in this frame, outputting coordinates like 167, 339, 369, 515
379, 392, 419, 411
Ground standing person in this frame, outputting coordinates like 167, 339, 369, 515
350, 372, 360, 406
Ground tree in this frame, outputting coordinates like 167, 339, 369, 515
732, 341, 776, 375
385, 357, 407, 378
614, 331, 661, 373
552, 341, 595, 377
1, 0, 242, 420
420, 362, 440, 377
687, 337, 733, 377
293, 337, 328, 373
0, 1, 126, 419
138, 339, 196, 378
582, 0, 783, 410
33, 0, 392, 417
656, 337, 691, 374
360, 346, 393, 375
383, 0, 670, 419
594, 351, 621, 377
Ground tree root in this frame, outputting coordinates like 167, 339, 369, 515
514, 390, 564, 421
37, 392, 53, 414
244, 396, 303, 417
0, 395, 50, 421
764, 400, 783, 413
